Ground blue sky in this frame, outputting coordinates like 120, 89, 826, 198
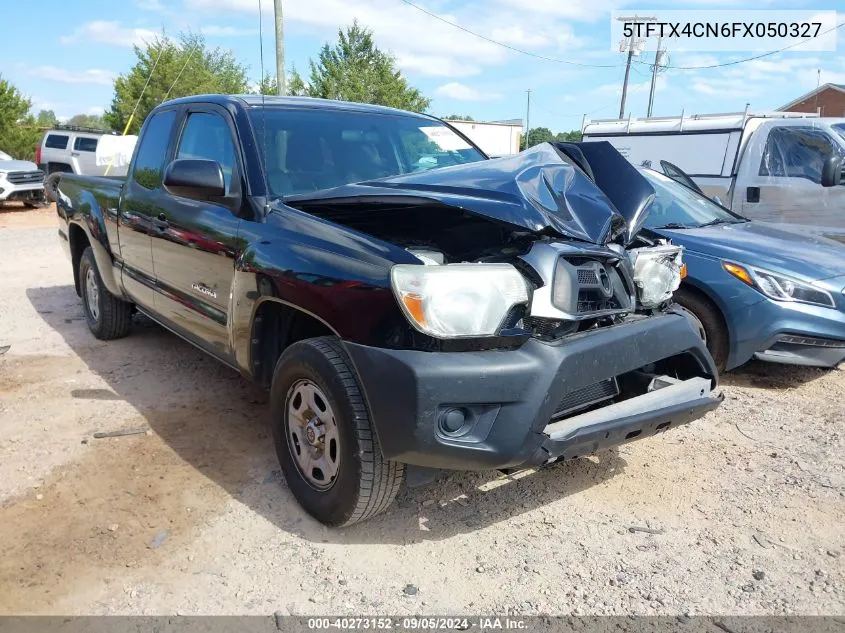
2, 0, 843, 132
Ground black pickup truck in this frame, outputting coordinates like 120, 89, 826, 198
54, 95, 721, 526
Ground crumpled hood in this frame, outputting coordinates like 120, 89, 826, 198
285, 143, 638, 245
656, 220, 845, 282
0, 160, 39, 173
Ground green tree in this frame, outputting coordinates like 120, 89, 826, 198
67, 113, 109, 130
555, 130, 582, 142
36, 110, 58, 128
520, 126, 555, 150
289, 22, 430, 112
0, 76, 41, 161
444, 114, 474, 121
255, 72, 279, 96
105, 33, 250, 134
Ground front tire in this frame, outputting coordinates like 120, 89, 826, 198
270, 336, 404, 526
673, 288, 728, 372
79, 247, 132, 340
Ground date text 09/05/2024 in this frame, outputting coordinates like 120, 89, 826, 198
307, 617, 527, 630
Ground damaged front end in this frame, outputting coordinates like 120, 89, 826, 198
285, 141, 686, 345
284, 140, 720, 471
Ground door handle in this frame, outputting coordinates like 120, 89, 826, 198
746, 187, 760, 203
71, 152, 80, 157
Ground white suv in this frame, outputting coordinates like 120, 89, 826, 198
37, 127, 116, 176
0, 150, 46, 207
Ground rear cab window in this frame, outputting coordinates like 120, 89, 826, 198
73, 137, 99, 152
45, 134, 69, 149
132, 110, 177, 190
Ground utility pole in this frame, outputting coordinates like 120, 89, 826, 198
646, 35, 664, 117
273, 0, 286, 96
524, 89, 531, 149
617, 16, 656, 119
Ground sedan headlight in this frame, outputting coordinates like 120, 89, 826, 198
723, 262, 835, 308
629, 245, 685, 308
391, 263, 530, 338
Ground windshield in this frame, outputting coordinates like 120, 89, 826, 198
250, 108, 486, 197
641, 169, 744, 229
0, 150, 12, 161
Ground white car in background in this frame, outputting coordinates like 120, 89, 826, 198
0, 150, 46, 208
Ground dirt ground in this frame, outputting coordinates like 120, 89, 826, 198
1, 204, 843, 616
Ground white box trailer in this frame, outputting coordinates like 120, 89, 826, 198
582, 110, 845, 238
445, 119, 522, 157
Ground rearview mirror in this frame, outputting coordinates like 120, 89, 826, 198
163, 159, 225, 199
821, 154, 842, 188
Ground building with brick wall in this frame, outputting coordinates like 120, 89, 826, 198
777, 83, 845, 117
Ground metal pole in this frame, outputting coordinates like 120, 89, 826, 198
525, 89, 531, 149
619, 35, 635, 119
273, 0, 286, 96
646, 35, 662, 117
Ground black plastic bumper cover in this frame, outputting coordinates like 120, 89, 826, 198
345, 313, 720, 471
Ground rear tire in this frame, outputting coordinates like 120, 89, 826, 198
673, 287, 728, 372
270, 336, 404, 526
79, 247, 132, 340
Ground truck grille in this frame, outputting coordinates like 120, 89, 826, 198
552, 256, 633, 319
577, 269, 598, 284
7, 170, 45, 185
552, 377, 620, 419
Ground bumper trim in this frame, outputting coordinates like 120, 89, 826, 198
754, 334, 845, 368
544, 376, 711, 440
534, 391, 723, 466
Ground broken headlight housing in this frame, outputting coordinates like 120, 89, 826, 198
630, 244, 685, 308
391, 263, 530, 338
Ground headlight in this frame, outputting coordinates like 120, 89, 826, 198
723, 262, 835, 308
630, 245, 685, 308
391, 263, 530, 338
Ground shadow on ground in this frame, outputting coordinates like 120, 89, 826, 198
27, 284, 627, 545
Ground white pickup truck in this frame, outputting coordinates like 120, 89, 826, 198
0, 150, 46, 207
583, 111, 845, 241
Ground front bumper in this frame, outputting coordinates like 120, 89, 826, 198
727, 291, 845, 369
346, 313, 721, 471
0, 182, 45, 202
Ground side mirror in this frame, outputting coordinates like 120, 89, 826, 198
163, 159, 225, 199
821, 154, 842, 188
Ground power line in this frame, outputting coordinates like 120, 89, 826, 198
397, 0, 624, 68
399, 0, 844, 75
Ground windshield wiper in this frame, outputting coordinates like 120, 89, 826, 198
698, 218, 739, 227
655, 222, 696, 229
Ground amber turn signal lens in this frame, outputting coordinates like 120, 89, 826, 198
401, 294, 426, 326
722, 262, 753, 286
680, 263, 687, 280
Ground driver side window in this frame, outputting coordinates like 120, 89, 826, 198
758, 126, 839, 184
176, 112, 237, 194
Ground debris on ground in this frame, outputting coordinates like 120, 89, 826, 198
93, 427, 149, 439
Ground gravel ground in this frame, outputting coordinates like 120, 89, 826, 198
1, 210, 843, 616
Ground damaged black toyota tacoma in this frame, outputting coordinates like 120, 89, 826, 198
53, 95, 722, 526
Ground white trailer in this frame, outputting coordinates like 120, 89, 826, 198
445, 119, 523, 157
